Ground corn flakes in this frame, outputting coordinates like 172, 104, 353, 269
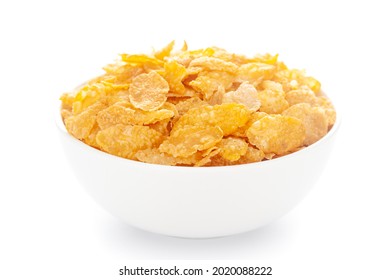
236, 62, 275, 86
223, 82, 261, 112
159, 126, 223, 157
96, 101, 174, 129
219, 137, 248, 161
175, 97, 208, 115
162, 60, 186, 94
189, 71, 234, 100
246, 115, 305, 155
172, 103, 250, 136
285, 88, 318, 106
189, 56, 238, 73
65, 101, 106, 140
61, 41, 336, 166
128, 71, 169, 111
96, 124, 163, 159
283, 103, 328, 145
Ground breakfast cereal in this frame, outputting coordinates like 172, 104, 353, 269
60, 41, 336, 166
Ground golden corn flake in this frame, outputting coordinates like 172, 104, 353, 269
207, 85, 225, 105
103, 63, 144, 84
304, 76, 321, 94
128, 71, 169, 111
171, 48, 215, 68
60, 94, 74, 111
159, 126, 223, 157
274, 69, 321, 94
148, 118, 171, 136
257, 81, 289, 114
223, 82, 261, 112
61, 41, 336, 166
237, 146, 265, 164
195, 148, 221, 167
189, 71, 234, 100
135, 148, 177, 166
96, 101, 174, 129
84, 123, 100, 148
247, 111, 268, 126
316, 96, 337, 127
69, 83, 107, 115
162, 60, 186, 94
161, 101, 179, 118
283, 103, 328, 145
257, 89, 289, 114
154, 40, 175, 60
136, 148, 203, 166
189, 56, 238, 73
121, 54, 163, 68
173, 103, 250, 136
61, 109, 72, 121
285, 88, 318, 106
139, 108, 174, 125
201, 146, 220, 157
261, 80, 283, 91
253, 53, 279, 64
206, 146, 264, 166
219, 137, 248, 161
246, 115, 305, 155
175, 97, 208, 115
65, 101, 107, 140
185, 66, 203, 76
96, 124, 163, 159
264, 153, 276, 160
236, 62, 275, 86
232, 111, 268, 137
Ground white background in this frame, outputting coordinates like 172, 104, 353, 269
1, 0, 389, 279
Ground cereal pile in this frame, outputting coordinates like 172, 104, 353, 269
61, 41, 336, 166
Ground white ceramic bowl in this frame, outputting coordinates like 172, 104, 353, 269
57, 101, 340, 238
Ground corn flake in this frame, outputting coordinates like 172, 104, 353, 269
237, 146, 265, 164
219, 137, 248, 161
135, 148, 177, 166
65, 102, 107, 140
189, 71, 234, 100
285, 88, 318, 106
237, 62, 275, 86
162, 60, 186, 94
316, 96, 337, 127
128, 71, 169, 111
84, 123, 101, 148
172, 103, 250, 136
97, 101, 174, 129
246, 115, 305, 155
138, 148, 202, 166
96, 124, 163, 159
195, 148, 221, 167
283, 103, 328, 145
223, 82, 261, 112
121, 54, 163, 69
154, 40, 175, 60
189, 57, 238, 73
175, 97, 208, 115
159, 125, 223, 157
206, 146, 264, 166
257, 81, 289, 114
232, 111, 268, 137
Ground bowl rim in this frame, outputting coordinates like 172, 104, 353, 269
56, 92, 341, 170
